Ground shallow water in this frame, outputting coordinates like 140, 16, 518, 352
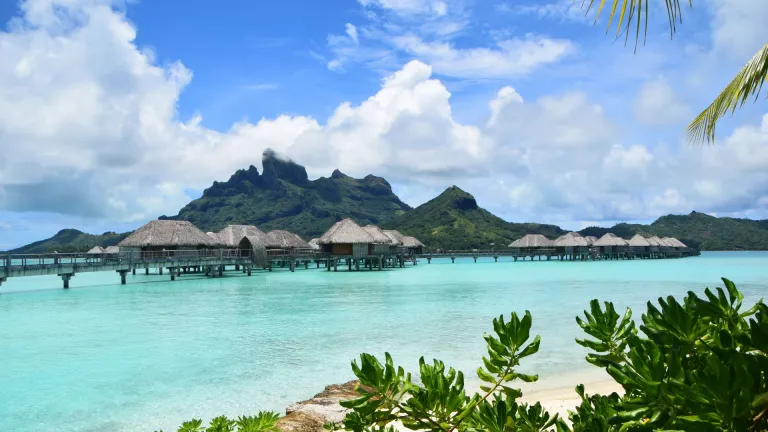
1, 252, 766, 432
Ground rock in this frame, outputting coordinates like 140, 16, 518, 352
276, 381, 365, 432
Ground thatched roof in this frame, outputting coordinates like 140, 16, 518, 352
554, 232, 589, 247
661, 237, 681, 247
382, 231, 402, 245
383, 230, 405, 244
118, 220, 220, 248
266, 230, 310, 249
104, 246, 119, 254
670, 238, 688, 248
628, 234, 652, 247
87, 246, 105, 254
584, 236, 598, 245
363, 225, 393, 244
217, 225, 266, 247
402, 236, 425, 248
594, 233, 628, 247
238, 235, 268, 267
509, 234, 554, 248
308, 238, 320, 250
318, 219, 374, 244
646, 236, 663, 246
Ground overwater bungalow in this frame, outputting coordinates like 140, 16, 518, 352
628, 234, 652, 257
509, 234, 554, 255
217, 225, 266, 249
237, 235, 268, 268
363, 225, 396, 255
87, 246, 105, 254
265, 230, 311, 251
593, 233, 628, 257
401, 236, 425, 255
584, 236, 598, 245
383, 230, 405, 245
554, 232, 590, 258
308, 238, 320, 250
118, 220, 221, 258
317, 218, 374, 258
104, 246, 120, 254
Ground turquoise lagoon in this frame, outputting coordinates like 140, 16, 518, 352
1, 252, 767, 432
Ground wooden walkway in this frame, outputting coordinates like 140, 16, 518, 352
0, 249, 322, 288
418, 247, 699, 263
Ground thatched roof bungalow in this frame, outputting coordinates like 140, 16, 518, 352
217, 225, 266, 248
554, 232, 589, 254
584, 236, 598, 245
87, 246, 105, 254
594, 233, 628, 253
509, 234, 554, 248
118, 221, 221, 256
308, 238, 320, 250
238, 235, 268, 268
318, 218, 375, 258
265, 230, 311, 250
628, 234, 652, 254
363, 225, 396, 255
104, 246, 119, 254
401, 236, 425, 255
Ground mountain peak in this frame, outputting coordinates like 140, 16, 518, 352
438, 186, 478, 210
331, 169, 347, 179
261, 148, 309, 186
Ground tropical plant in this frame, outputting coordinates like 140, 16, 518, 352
153, 412, 280, 432
582, 0, 767, 144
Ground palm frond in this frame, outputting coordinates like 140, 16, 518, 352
686, 42, 768, 145
581, 0, 692, 51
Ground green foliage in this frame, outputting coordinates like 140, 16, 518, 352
159, 413, 280, 432
8, 229, 130, 253
572, 277, 768, 431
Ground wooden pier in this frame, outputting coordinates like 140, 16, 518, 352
418, 246, 698, 263
0, 248, 322, 289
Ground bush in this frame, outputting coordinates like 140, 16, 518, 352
166, 278, 768, 431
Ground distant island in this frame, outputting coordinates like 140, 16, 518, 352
7, 149, 768, 253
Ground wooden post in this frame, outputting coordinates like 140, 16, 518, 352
427, 257, 432, 264
132, 267, 136, 275
290, 261, 295, 272
378, 256, 383, 271
334, 260, 338, 272
304, 261, 309, 270
473, 256, 478, 263
451, 257, 455, 263
159, 267, 163, 275
347, 259, 352, 271
170, 268, 176, 281
247, 266, 252, 276
60, 273, 73, 289
145, 267, 149, 275
494, 256, 498, 262
117, 270, 127, 285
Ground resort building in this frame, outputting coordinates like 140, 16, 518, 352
363, 225, 396, 255
308, 238, 320, 250
87, 246, 105, 254
265, 230, 311, 251
554, 232, 590, 258
593, 233, 628, 257
628, 234, 652, 257
508, 234, 554, 254
317, 218, 375, 258
118, 220, 222, 258
401, 236, 425, 255
217, 225, 267, 248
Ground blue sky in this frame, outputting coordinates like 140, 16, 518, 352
0, 0, 767, 249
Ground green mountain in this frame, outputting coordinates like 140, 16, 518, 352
385, 186, 566, 250
578, 211, 768, 250
160, 149, 411, 238
9, 229, 130, 254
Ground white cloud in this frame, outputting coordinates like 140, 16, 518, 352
2, 0, 768, 227
634, 77, 691, 126
505, 0, 590, 22
390, 34, 574, 79
358, 0, 447, 15
709, 0, 768, 59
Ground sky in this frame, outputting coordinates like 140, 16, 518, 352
0, 0, 767, 249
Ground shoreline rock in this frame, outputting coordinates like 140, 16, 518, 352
276, 381, 364, 432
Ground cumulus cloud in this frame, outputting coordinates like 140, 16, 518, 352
634, 77, 691, 126
1, 0, 768, 228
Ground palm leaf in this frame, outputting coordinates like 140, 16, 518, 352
687, 42, 768, 145
581, 0, 692, 51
